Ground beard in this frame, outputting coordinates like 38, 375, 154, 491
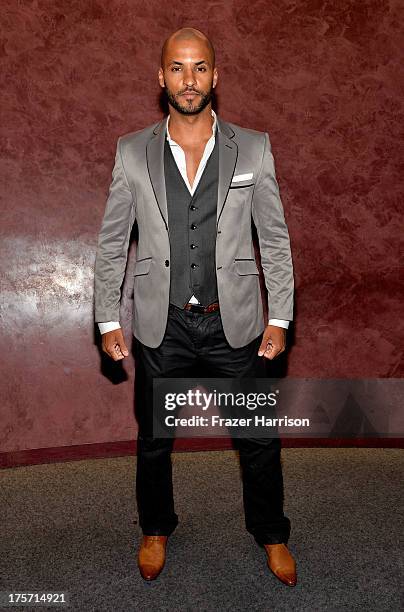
165, 84, 213, 115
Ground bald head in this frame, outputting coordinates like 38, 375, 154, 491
161, 27, 215, 69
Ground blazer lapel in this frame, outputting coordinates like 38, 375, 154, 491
145, 114, 238, 229
216, 116, 238, 225
146, 116, 169, 230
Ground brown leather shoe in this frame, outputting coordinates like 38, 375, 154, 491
264, 543, 297, 587
138, 535, 168, 581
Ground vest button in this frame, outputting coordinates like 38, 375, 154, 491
190, 205, 197, 211
191, 263, 197, 269
165, 260, 169, 267
190, 223, 197, 230
190, 244, 197, 249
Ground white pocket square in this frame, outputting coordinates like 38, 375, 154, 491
232, 172, 254, 182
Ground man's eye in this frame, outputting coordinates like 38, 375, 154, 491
197, 67, 207, 71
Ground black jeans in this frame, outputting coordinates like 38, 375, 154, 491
134, 303, 291, 545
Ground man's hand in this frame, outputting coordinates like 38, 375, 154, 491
258, 325, 286, 360
101, 328, 129, 361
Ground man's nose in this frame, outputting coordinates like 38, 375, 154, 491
183, 67, 196, 87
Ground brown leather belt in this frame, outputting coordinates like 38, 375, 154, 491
184, 301, 220, 314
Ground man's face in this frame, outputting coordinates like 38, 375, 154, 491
158, 38, 218, 115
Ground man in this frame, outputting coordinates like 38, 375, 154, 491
94, 27, 297, 586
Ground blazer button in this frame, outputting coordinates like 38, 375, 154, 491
190, 223, 197, 230
190, 244, 197, 249
191, 263, 197, 269
165, 260, 169, 267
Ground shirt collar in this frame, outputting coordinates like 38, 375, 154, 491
166, 108, 217, 143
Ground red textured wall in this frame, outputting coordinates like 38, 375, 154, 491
0, 1, 402, 454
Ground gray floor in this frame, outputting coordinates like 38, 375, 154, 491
1, 448, 402, 612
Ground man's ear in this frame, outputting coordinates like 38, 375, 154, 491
158, 68, 165, 88
213, 67, 218, 89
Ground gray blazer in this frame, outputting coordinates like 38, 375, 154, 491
94, 115, 294, 348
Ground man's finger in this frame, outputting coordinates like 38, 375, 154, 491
112, 342, 128, 360
263, 344, 276, 360
101, 330, 129, 361
258, 336, 271, 356
102, 340, 120, 361
105, 344, 120, 361
264, 343, 285, 360
119, 341, 129, 357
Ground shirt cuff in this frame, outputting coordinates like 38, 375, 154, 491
268, 318, 290, 329
98, 321, 121, 334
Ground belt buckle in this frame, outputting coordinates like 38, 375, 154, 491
189, 303, 205, 314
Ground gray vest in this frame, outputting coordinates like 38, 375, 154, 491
164, 132, 219, 308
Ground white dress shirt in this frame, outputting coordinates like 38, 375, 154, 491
98, 109, 289, 334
